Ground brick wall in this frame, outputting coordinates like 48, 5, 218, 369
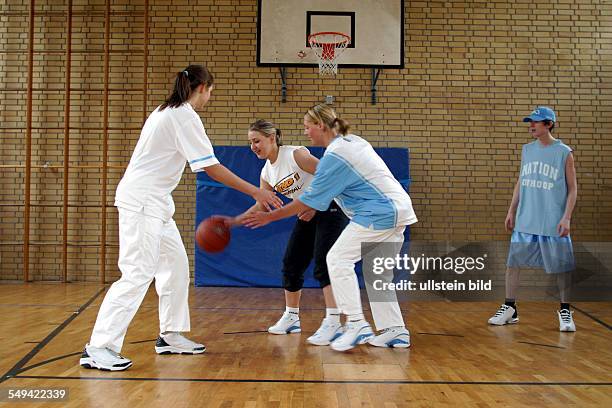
1, 0, 611, 282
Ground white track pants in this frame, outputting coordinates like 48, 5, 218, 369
326, 222, 406, 331
89, 208, 191, 352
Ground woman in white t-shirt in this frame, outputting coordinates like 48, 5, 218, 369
79, 65, 282, 372
237, 119, 348, 346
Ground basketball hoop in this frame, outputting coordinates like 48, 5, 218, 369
308, 32, 351, 77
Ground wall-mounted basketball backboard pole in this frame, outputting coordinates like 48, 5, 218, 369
279, 67, 288, 103
372, 68, 381, 105
257, 0, 404, 105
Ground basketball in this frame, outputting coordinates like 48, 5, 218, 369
196, 216, 231, 253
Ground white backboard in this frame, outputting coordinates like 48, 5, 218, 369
257, 0, 404, 68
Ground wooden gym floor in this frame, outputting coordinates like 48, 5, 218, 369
0, 283, 610, 407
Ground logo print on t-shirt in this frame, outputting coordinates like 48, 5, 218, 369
520, 161, 560, 191
274, 172, 302, 196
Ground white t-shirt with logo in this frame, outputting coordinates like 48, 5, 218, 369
115, 102, 219, 221
260, 145, 314, 200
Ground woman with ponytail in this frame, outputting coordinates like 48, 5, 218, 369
234, 119, 348, 345
80, 65, 282, 371
243, 104, 418, 352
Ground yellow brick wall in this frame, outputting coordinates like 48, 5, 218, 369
1, 0, 611, 281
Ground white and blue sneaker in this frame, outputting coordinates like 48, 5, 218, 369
330, 320, 374, 351
488, 304, 519, 325
80, 344, 132, 371
307, 318, 343, 346
268, 312, 301, 335
558, 309, 576, 332
368, 326, 410, 348
155, 333, 205, 355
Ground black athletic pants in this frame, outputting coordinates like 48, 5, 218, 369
282, 201, 348, 291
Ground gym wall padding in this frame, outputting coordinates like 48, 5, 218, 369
195, 146, 410, 287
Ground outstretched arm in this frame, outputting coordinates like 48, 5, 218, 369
230, 178, 273, 226
243, 151, 351, 228
204, 164, 283, 211
242, 199, 311, 228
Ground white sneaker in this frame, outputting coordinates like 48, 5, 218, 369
488, 304, 519, 325
368, 326, 410, 348
268, 312, 301, 335
80, 344, 132, 371
306, 318, 343, 346
330, 320, 374, 352
558, 309, 576, 332
155, 333, 206, 354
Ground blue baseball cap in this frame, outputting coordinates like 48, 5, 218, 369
523, 106, 556, 123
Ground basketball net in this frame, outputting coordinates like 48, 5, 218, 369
308, 32, 350, 77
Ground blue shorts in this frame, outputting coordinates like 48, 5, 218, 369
507, 231, 575, 274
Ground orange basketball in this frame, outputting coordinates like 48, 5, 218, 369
196, 216, 230, 253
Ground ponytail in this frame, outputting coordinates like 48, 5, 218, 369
160, 64, 214, 111
333, 117, 350, 135
275, 128, 283, 146
306, 104, 351, 135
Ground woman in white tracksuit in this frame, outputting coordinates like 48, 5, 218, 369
80, 64, 281, 371
243, 104, 418, 352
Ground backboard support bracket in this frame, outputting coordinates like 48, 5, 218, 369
276, 66, 385, 105
371, 68, 381, 105
279, 67, 288, 103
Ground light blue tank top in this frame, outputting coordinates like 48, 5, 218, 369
514, 139, 572, 237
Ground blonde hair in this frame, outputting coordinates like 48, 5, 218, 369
305, 104, 350, 135
248, 119, 282, 146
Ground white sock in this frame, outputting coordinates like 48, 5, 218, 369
325, 308, 340, 323
285, 307, 299, 316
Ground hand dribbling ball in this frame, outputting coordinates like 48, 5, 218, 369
196, 216, 230, 253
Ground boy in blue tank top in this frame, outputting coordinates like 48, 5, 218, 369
488, 107, 578, 332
